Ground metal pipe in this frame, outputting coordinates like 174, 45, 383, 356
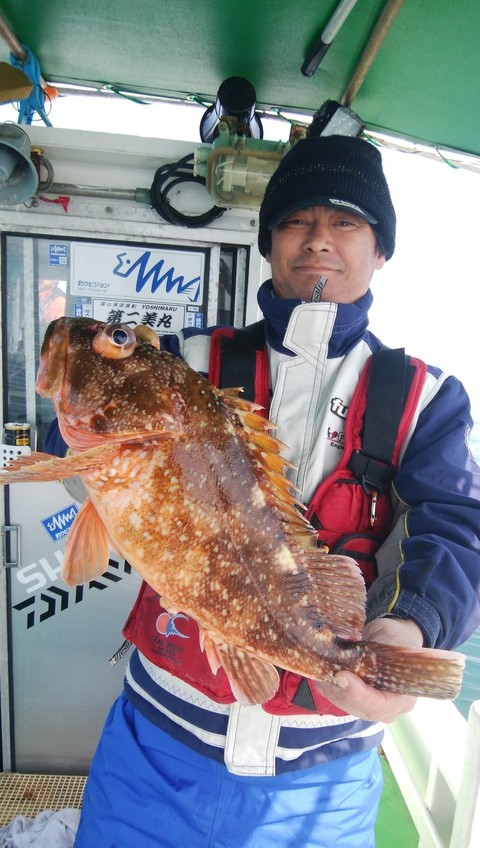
51, 183, 151, 204
302, 0, 359, 77
0, 10, 48, 91
341, 0, 405, 106
0, 11, 28, 64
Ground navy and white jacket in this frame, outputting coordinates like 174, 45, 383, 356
122, 280, 480, 776
46, 282, 480, 775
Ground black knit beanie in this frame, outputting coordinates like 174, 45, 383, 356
258, 135, 396, 260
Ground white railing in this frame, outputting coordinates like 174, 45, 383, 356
382, 698, 480, 848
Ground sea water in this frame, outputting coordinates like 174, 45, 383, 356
456, 409, 480, 719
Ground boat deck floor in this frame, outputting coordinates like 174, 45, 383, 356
0, 772, 86, 827
0, 756, 418, 845
376, 752, 418, 846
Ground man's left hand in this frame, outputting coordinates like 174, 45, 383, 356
313, 617, 424, 723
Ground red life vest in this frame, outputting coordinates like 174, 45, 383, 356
306, 346, 427, 587
123, 324, 427, 714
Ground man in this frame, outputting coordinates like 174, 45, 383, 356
72, 135, 480, 847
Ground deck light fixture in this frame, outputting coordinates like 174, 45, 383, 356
199, 76, 263, 144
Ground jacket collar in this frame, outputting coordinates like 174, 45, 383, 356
257, 279, 373, 358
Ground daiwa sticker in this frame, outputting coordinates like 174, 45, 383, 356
41, 504, 79, 541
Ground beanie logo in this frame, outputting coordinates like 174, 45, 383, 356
328, 198, 377, 223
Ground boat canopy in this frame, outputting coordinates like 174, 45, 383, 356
0, 0, 479, 158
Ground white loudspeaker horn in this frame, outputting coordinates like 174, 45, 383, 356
0, 124, 39, 204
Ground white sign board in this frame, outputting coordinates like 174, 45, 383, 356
91, 299, 203, 334
71, 243, 206, 305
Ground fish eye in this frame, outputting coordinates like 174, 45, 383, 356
92, 323, 138, 359
112, 327, 129, 345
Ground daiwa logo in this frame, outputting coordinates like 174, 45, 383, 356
113, 251, 202, 303
13, 558, 133, 628
41, 504, 79, 542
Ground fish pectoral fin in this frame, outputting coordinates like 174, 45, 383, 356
0, 451, 67, 483
214, 641, 280, 705
0, 444, 120, 484
2, 450, 57, 466
62, 497, 111, 585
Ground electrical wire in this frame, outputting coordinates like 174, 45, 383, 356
36, 154, 55, 192
150, 153, 227, 228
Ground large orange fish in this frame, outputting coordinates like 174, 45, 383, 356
1, 317, 464, 703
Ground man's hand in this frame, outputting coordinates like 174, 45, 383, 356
313, 617, 424, 723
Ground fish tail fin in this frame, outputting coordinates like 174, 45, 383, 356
355, 642, 465, 700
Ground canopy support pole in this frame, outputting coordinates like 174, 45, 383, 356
341, 0, 405, 106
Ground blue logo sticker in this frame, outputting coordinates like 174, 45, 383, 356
49, 244, 68, 266
41, 504, 79, 541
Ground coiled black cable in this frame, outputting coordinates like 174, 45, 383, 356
150, 153, 227, 227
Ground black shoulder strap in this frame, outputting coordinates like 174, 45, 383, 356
347, 347, 414, 492
365, 347, 414, 461
217, 320, 266, 401
232, 319, 266, 347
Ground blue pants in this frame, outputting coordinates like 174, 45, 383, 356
74, 693, 382, 848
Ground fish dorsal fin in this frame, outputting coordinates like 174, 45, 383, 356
62, 497, 111, 585
298, 553, 366, 640
219, 389, 314, 534
221, 389, 367, 640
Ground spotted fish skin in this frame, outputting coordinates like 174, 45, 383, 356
0, 317, 465, 704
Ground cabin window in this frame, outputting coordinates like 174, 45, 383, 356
217, 245, 249, 326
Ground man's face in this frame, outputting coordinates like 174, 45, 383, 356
266, 205, 386, 303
